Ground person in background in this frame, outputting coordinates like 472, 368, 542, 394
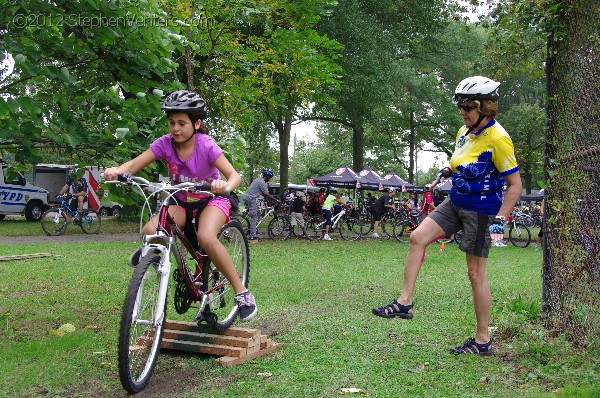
341, 191, 351, 205
432, 188, 444, 209
406, 192, 421, 232
58, 169, 88, 223
372, 76, 522, 355
371, 188, 396, 238
290, 191, 307, 235
420, 185, 434, 218
244, 168, 280, 243
321, 187, 342, 241
311, 188, 326, 215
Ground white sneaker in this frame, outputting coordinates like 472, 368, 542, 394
491, 240, 499, 247
372, 233, 380, 238
498, 241, 507, 247
323, 234, 333, 241
535, 245, 540, 251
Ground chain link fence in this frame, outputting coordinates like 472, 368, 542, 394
543, 0, 600, 347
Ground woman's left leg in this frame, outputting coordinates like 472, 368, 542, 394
466, 253, 491, 344
196, 206, 245, 293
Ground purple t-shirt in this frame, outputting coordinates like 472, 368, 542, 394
150, 133, 224, 203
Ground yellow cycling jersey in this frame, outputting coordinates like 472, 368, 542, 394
448, 119, 519, 214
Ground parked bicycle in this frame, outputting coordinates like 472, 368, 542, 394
393, 206, 422, 242
305, 205, 364, 241
40, 193, 101, 236
106, 174, 249, 394
267, 211, 310, 240
233, 199, 276, 238
506, 215, 531, 247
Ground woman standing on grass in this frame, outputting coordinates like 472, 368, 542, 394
372, 76, 522, 355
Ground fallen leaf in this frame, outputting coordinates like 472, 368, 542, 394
340, 387, 365, 394
479, 375, 491, 383
257, 372, 272, 377
57, 323, 76, 334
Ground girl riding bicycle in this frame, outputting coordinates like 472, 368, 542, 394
104, 90, 256, 322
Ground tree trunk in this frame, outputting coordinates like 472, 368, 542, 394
185, 3, 196, 90
352, 124, 364, 172
408, 111, 416, 183
276, 114, 293, 191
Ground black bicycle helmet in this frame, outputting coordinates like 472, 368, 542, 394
161, 90, 208, 119
262, 168, 274, 178
452, 76, 500, 105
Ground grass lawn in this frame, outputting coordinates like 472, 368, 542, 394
0, 220, 598, 397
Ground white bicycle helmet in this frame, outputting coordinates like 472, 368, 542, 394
453, 76, 500, 105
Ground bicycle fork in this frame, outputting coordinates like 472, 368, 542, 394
134, 235, 174, 327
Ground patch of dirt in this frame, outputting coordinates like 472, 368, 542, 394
0, 233, 140, 245
62, 352, 240, 397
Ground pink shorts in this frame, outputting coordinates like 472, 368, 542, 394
178, 196, 232, 223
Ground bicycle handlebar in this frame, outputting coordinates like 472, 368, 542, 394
104, 172, 230, 196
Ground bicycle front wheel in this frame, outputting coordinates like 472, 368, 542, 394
201, 220, 249, 330
80, 209, 101, 234
509, 223, 531, 248
40, 208, 68, 236
118, 253, 166, 394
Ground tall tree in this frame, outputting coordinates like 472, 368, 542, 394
314, 0, 451, 172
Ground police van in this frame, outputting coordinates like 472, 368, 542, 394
0, 159, 49, 221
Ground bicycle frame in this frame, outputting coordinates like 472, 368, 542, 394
108, 177, 229, 325
242, 203, 275, 227
314, 207, 347, 231
57, 197, 79, 219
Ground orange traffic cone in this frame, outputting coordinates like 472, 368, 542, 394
440, 242, 445, 252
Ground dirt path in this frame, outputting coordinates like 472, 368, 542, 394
0, 232, 140, 245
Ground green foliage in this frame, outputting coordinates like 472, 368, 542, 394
1, 0, 184, 164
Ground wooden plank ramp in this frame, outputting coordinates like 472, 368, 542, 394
161, 320, 282, 367
0, 253, 55, 261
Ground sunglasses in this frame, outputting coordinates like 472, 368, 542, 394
458, 104, 477, 112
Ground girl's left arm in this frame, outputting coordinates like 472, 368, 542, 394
213, 153, 242, 194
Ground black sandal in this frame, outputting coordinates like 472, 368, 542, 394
450, 337, 494, 355
372, 300, 413, 319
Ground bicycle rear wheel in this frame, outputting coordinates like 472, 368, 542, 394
380, 220, 394, 239
339, 216, 364, 241
118, 253, 165, 394
306, 215, 325, 241
393, 219, 409, 242
80, 209, 101, 234
201, 221, 249, 330
268, 216, 291, 240
509, 223, 531, 248
291, 222, 308, 239
40, 208, 68, 236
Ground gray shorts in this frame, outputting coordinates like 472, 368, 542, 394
428, 198, 495, 258
290, 212, 305, 227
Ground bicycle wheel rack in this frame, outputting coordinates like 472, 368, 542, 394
160, 320, 282, 367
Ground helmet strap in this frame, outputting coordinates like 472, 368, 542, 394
464, 115, 486, 136
170, 131, 196, 149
